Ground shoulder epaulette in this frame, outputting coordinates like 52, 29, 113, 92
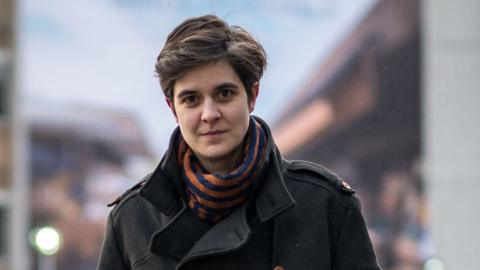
286, 160, 355, 195
107, 174, 151, 207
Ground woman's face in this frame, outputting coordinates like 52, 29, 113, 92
170, 59, 257, 171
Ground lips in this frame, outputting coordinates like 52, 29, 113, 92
201, 130, 226, 136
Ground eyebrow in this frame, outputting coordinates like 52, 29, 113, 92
175, 82, 240, 99
215, 82, 239, 90
176, 89, 197, 100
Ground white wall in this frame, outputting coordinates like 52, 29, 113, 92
423, 0, 480, 269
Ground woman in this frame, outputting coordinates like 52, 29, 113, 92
98, 14, 380, 270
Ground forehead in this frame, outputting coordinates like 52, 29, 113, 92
173, 59, 244, 94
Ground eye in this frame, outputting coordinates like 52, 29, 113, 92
218, 89, 234, 100
183, 95, 199, 105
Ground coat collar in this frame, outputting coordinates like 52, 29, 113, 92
138, 116, 295, 262
138, 127, 184, 216
254, 145, 296, 223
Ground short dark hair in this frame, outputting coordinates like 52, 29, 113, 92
155, 14, 267, 100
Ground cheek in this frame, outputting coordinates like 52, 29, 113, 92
177, 111, 199, 134
227, 104, 250, 134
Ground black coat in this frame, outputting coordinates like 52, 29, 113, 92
97, 120, 381, 270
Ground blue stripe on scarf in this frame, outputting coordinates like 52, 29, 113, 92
182, 169, 251, 203
190, 155, 247, 192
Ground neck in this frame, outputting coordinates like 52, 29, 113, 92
196, 143, 245, 174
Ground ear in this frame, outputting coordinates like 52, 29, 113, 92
248, 82, 259, 113
166, 97, 178, 123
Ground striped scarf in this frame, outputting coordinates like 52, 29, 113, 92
179, 117, 267, 224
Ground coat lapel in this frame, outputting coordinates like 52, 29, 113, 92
253, 117, 296, 223
149, 204, 211, 263
138, 140, 210, 263
176, 203, 250, 269
255, 153, 296, 223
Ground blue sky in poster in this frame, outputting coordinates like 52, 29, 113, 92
18, 0, 376, 155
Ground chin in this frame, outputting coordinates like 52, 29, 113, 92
199, 143, 239, 160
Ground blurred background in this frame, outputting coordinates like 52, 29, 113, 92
0, 0, 479, 269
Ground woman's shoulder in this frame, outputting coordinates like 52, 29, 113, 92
281, 159, 357, 208
107, 174, 152, 217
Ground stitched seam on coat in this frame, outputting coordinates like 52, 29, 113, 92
131, 252, 153, 268
110, 214, 131, 268
332, 198, 355, 264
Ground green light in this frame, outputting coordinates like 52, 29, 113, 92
424, 258, 445, 270
34, 227, 62, 256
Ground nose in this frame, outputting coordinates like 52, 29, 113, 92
200, 99, 221, 123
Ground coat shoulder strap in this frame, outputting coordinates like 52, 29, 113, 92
284, 160, 355, 195
107, 173, 151, 207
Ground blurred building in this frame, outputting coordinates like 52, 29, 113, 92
273, 0, 480, 269
273, 0, 425, 269
26, 102, 154, 270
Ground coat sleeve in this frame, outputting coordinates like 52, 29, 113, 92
97, 213, 129, 270
334, 196, 381, 270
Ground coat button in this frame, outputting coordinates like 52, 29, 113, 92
341, 180, 352, 190
274, 266, 285, 270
